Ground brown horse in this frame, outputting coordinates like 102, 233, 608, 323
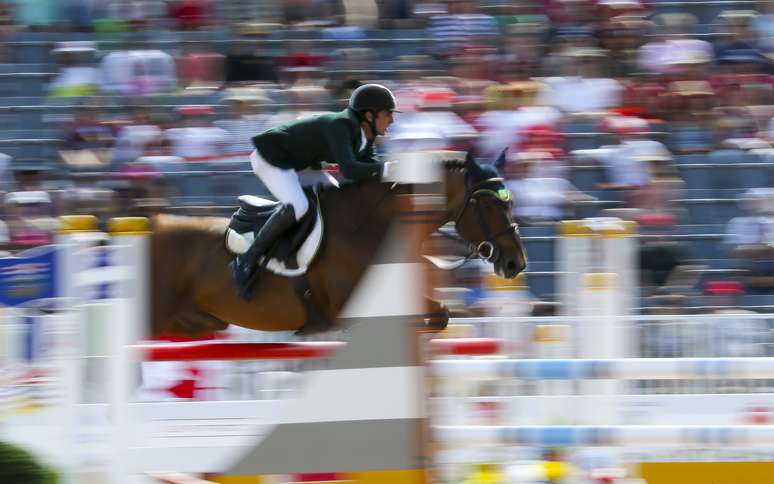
149, 151, 527, 338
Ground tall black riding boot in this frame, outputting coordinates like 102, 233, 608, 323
230, 203, 297, 299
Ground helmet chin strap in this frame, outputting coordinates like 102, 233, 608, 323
365, 110, 378, 139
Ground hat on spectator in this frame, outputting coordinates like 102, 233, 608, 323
233, 22, 283, 36
177, 106, 214, 116
507, 150, 554, 164
667, 80, 714, 96
717, 9, 758, 26
4, 191, 51, 205
653, 12, 697, 28
703, 280, 745, 295
564, 47, 608, 58
628, 140, 673, 161
602, 115, 650, 135
417, 89, 455, 110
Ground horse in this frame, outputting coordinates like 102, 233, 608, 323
149, 150, 527, 338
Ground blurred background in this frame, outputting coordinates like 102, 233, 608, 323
1, 0, 774, 483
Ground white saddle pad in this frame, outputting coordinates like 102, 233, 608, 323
225, 197, 324, 277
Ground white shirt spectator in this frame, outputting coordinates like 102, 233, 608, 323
725, 215, 774, 246
506, 177, 576, 221
385, 110, 477, 154
593, 140, 668, 187
165, 126, 228, 160
49, 66, 100, 96
537, 76, 623, 114
475, 107, 563, 158
214, 114, 273, 155
100, 50, 176, 96
638, 39, 714, 75
113, 124, 163, 164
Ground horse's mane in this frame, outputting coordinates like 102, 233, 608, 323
319, 156, 499, 200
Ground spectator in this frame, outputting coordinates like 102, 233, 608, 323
476, 81, 563, 158
661, 80, 716, 154
637, 13, 714, 76
48, 42, 100, 98
752, 0, 774, 54
62, 107, 114, 151
638, 217, 690, 293
499, 22, 548, 80
725, 188, 774, 293
214, 92, 274, 156
702, 281, 767, 361
714, 10, 770, 72
598, 14, 651, 77
426, 0, 498, 60
112, 107, 166, 168
504, 151, 595, 224
164, 106, 228, 160
168, 0, 215, 30
9, 0, 60, 30
62, 0, 95, 32
225, 26, 280, 84
3, 190, 57, 249
385, 87, 478, 153
537, 48, 624, 116
99, 48, 177, 96
177, 49, 225, 91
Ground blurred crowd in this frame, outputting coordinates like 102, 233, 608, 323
0, 1, 771, 312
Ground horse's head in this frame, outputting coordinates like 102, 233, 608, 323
447, 149, 527, 279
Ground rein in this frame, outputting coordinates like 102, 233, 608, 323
433, 176, 517, 270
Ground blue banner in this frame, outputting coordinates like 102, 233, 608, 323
0, 246, 57, 307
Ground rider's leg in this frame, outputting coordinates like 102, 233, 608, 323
249, 150, 309, 221
231, 151, 309, 296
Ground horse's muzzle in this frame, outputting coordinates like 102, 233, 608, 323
496, 254, 526, 279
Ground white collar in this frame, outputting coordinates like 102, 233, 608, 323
360, 127, 368, 152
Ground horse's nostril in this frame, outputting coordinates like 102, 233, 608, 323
506, 260, 517, 272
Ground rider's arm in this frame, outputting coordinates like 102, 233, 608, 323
326, 119, 383, 182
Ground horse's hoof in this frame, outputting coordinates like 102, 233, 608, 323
420, 309, 449, 333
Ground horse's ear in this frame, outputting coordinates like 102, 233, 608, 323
494, 148, 508, 173
464, 149, 480, 172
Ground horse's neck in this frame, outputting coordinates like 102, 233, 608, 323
323, 170, 465, 238
442, 166, 467, 225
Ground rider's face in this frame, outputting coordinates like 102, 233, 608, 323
374, 110, 394, 136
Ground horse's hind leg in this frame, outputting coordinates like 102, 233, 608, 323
168, 310, 229, 338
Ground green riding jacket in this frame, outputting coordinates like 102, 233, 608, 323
251, 107, 383, 182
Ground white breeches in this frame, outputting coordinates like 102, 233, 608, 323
250, 149, 309, 221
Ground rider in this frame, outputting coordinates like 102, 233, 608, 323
231, 83, 399, 287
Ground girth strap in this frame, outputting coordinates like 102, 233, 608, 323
290, 274, 333, 336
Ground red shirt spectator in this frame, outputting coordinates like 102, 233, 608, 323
168, 0, 213, 30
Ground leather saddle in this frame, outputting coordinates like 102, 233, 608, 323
225, 188, 323, 275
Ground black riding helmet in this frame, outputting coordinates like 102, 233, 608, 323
349, 84, 400, 136
349, 83, 400, 114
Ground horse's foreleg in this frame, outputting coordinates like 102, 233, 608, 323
421, 297, 449, 333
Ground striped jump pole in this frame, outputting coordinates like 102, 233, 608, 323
136, 338, 506, 362
432, 357, 774, 380
436, 425, 774, 447
213, 153, 446, 483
